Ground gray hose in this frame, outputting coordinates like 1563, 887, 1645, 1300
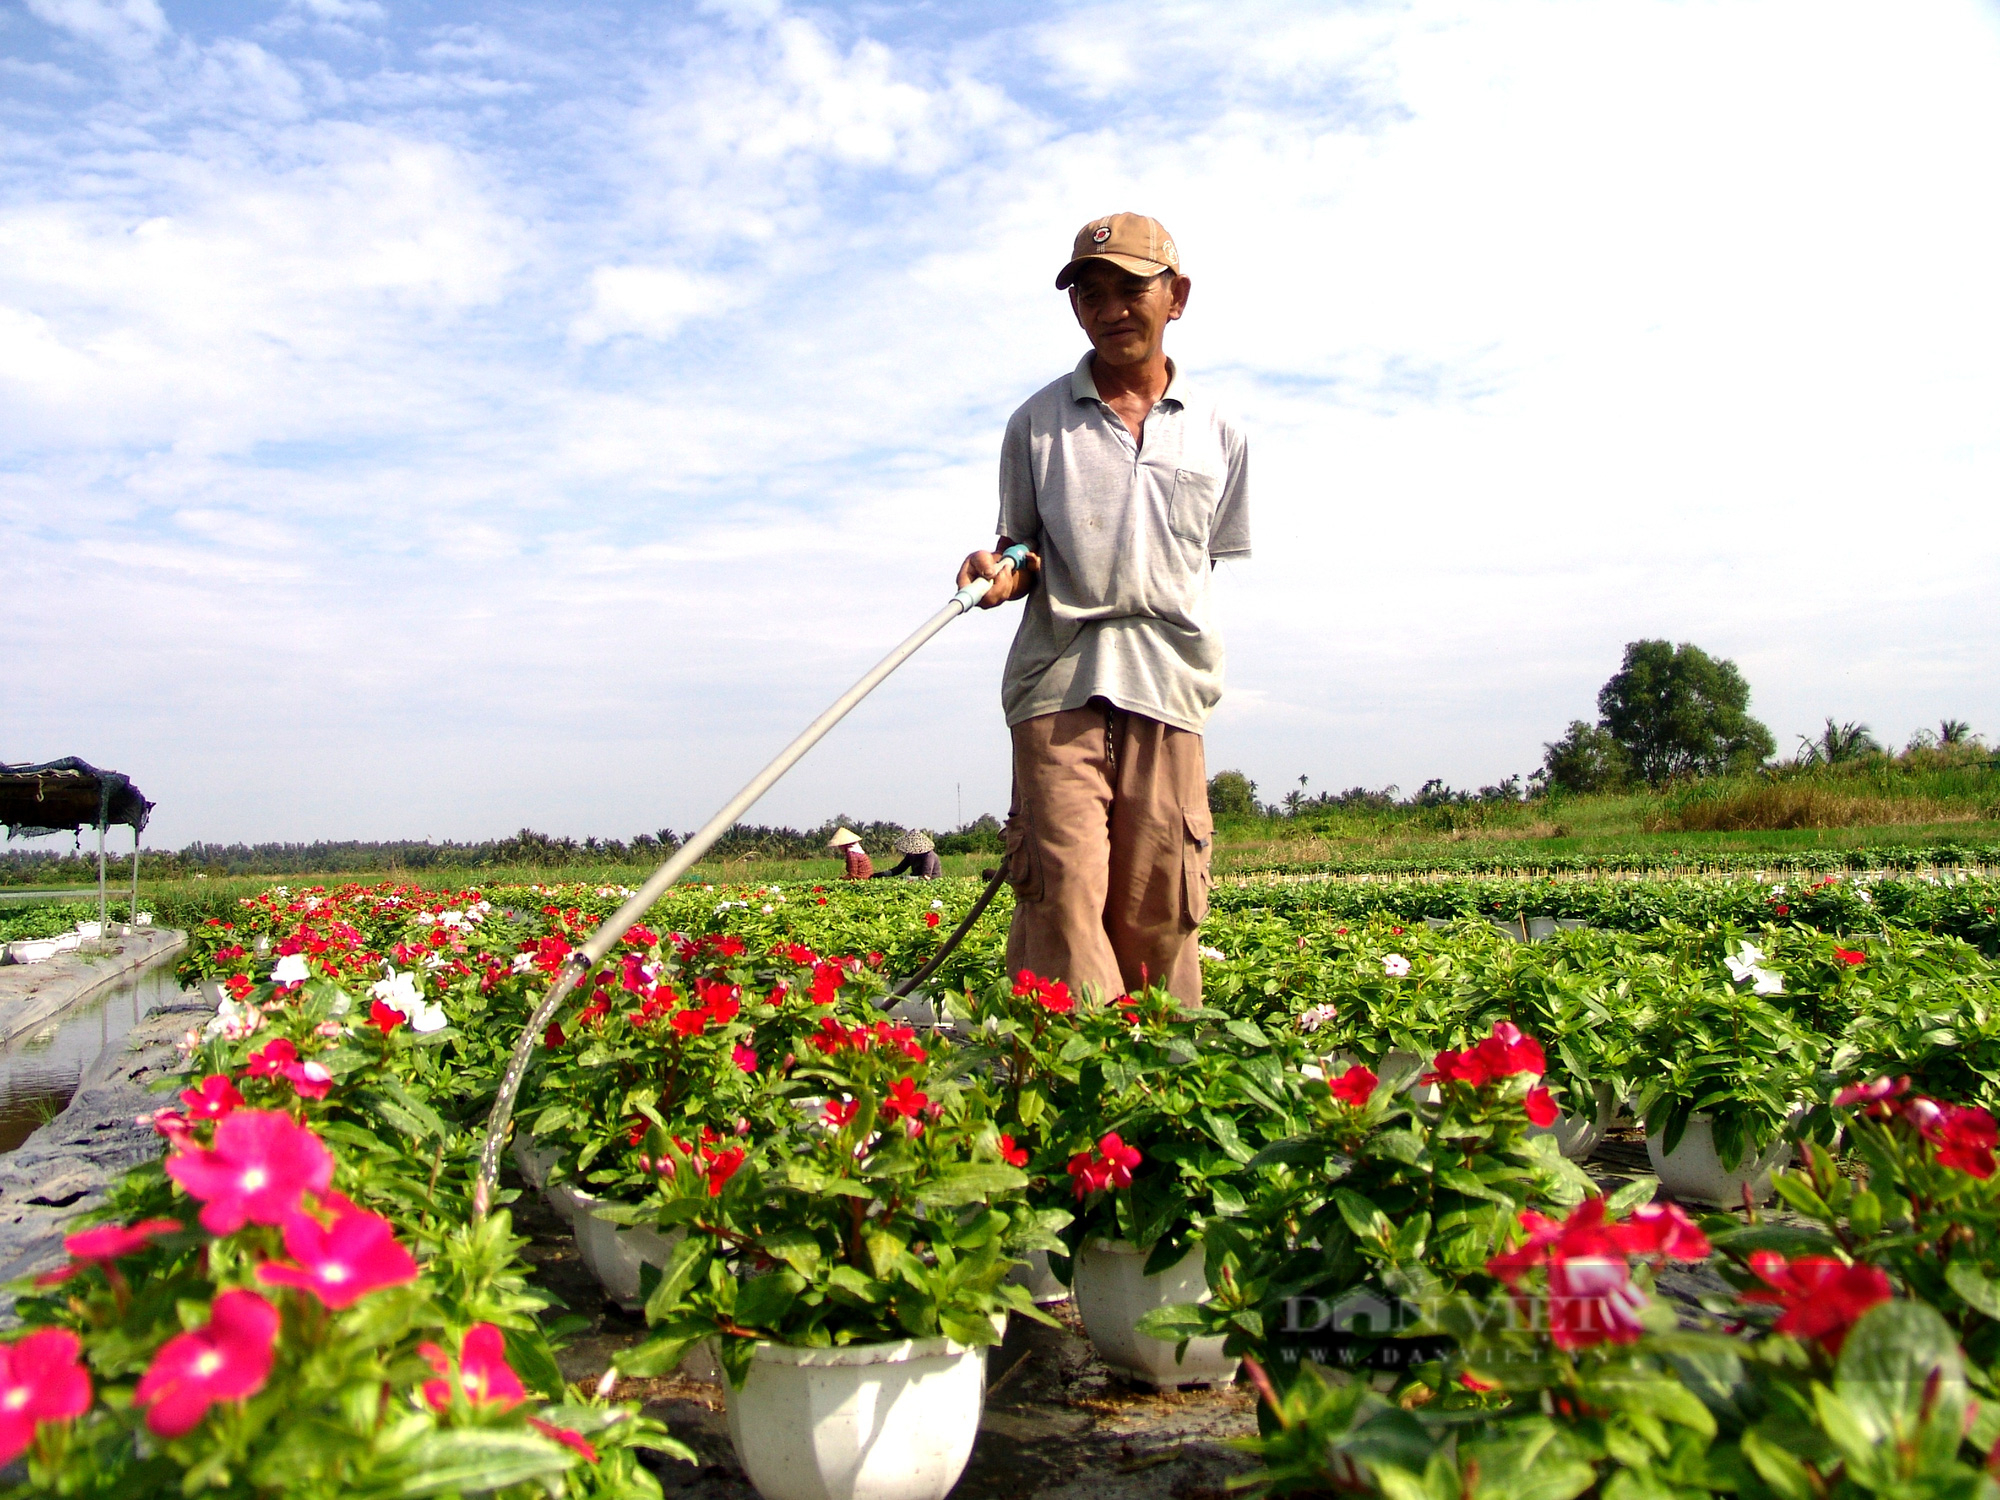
473, 553, 1026, 1214
888, 864, 1008, 1003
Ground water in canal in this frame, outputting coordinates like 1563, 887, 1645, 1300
0, 957, 185, 1154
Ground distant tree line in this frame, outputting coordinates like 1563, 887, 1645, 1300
1208, 637, 1985, 818
0, 814, 1008, 885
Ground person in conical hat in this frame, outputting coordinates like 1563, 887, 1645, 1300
826, 827, 873, 881
874, 830, 941, 880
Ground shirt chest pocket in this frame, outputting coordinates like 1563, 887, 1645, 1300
1168, 468, 1221, 547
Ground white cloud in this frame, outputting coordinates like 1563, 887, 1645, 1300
569, 264, 734, 343
3, 0, 1998, 844
22, 0, 166, 58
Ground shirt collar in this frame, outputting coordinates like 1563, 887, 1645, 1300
1070, 352, 1187, 410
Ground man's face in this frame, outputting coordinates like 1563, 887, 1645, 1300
1068, 262, 1191, 368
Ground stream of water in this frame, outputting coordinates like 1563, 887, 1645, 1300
0, 956, 184, 1154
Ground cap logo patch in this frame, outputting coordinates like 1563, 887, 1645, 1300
1091, 226, 1111, 244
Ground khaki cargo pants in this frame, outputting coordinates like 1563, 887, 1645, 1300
1003, 701, 1214, 1005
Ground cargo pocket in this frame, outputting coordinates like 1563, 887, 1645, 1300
1181, 806, 1214, 927
1169, 468, 1221, 547
1003, 812, 1045, 905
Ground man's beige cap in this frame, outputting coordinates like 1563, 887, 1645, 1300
826, 827, 863, 849
1055, 212, 1180, 290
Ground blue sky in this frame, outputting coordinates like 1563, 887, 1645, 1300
5, 0, 1999, 848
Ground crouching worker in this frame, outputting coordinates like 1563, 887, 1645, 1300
873, 830, 942, 879
956, 213, 1250, 1005
826, 827, 872, 880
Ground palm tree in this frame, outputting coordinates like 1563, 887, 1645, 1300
1798, 718, 1882, 766
1940, 719, 1973, 745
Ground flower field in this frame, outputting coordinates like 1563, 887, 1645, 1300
7, 867, 2000, 1497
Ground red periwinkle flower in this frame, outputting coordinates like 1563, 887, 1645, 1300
0, 1330, 92, 1462
1327, 1065, 1378, 1108
1100, 1133, 1141, 1186
165, 1109, 335, 1235
1524, 1087, 1560, 1128
256, 1207, 419, 1308
1068, 1132, 1143, 1199
1487, 1197, 1708, 1351
1743, 1253, 1891, 1353
244, 1039, 298, 1079
368, 999, 404, 1034
702, 1145, 746, 1195
1012, 971, 1074, 1014
880, 1077, 930, 1122
998, 1134, 1029, 1168
925, 911, 941, 928
1067, 1152, 1108, 1198
732, 1044, 758, 1073
64, 1218, 182, 1262
530, 1416, 599, 1461
179, 1075, 243, 1121
1833, 1075, 1909, 1110
133, 1289, 279, 1437
1904, 1098, 1998, 1179
543, 1022, 565, 1048
1613, 1202, 1711, 1261
224, 974, 253, 1001
420, 1324, 526, 1411
1547, 1254, 1649, 1349
822, 1099, 859, 1128
1834, 948, 1867, 967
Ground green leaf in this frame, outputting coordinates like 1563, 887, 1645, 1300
1739, 1428, 1817, 1500
643, 1234, 712, 1322
1134, 1303, 1211, 1342
760, 1228, 823, 1281
733, 1269, 805, 1330
1603, 1178, 1658, 1216
1833, 1299, 1967, 1455
916, 1162, 1028, 1206
376, 1429, 576, 1496
1223, 1018, 1270, 1050
1332, 1188, 1393, 1246
1945, 1260, 2000, 1320
1201, 1110, 1255, 1164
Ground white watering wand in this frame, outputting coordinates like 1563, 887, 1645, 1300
473, 544, 1031, 1212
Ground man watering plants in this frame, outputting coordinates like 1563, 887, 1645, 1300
956, 212, 1250, 1005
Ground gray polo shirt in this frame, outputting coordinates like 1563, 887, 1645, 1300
996, 353, 1251, 734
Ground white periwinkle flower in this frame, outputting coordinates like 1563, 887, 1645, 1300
270, 954, 310, 985
1297, 1003, 1338, 1033
511, 952, 536, 974
1725, 943, 1785, 995
1382, 954, 1411, 978
371, 969, 448, 1032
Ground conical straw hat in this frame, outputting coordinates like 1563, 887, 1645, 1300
894, 831, 935, 855
826, 827, 862, 848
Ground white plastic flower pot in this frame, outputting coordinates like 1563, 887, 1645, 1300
1646, 1113, 1793, 1207
75, 921, 103, 941
6, 939, 61, 965
567, 1188, 682, 1311
723, 1332, 992, 1500
53, 932, 82, 952
512, 1134, 561, 1193
1529, 1081, 1617, 1161
1004, 1249, 1070, 1305
1072, 1239, 1238, 1388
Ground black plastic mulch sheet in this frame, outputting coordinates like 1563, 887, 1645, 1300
0, 758, 154, 838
